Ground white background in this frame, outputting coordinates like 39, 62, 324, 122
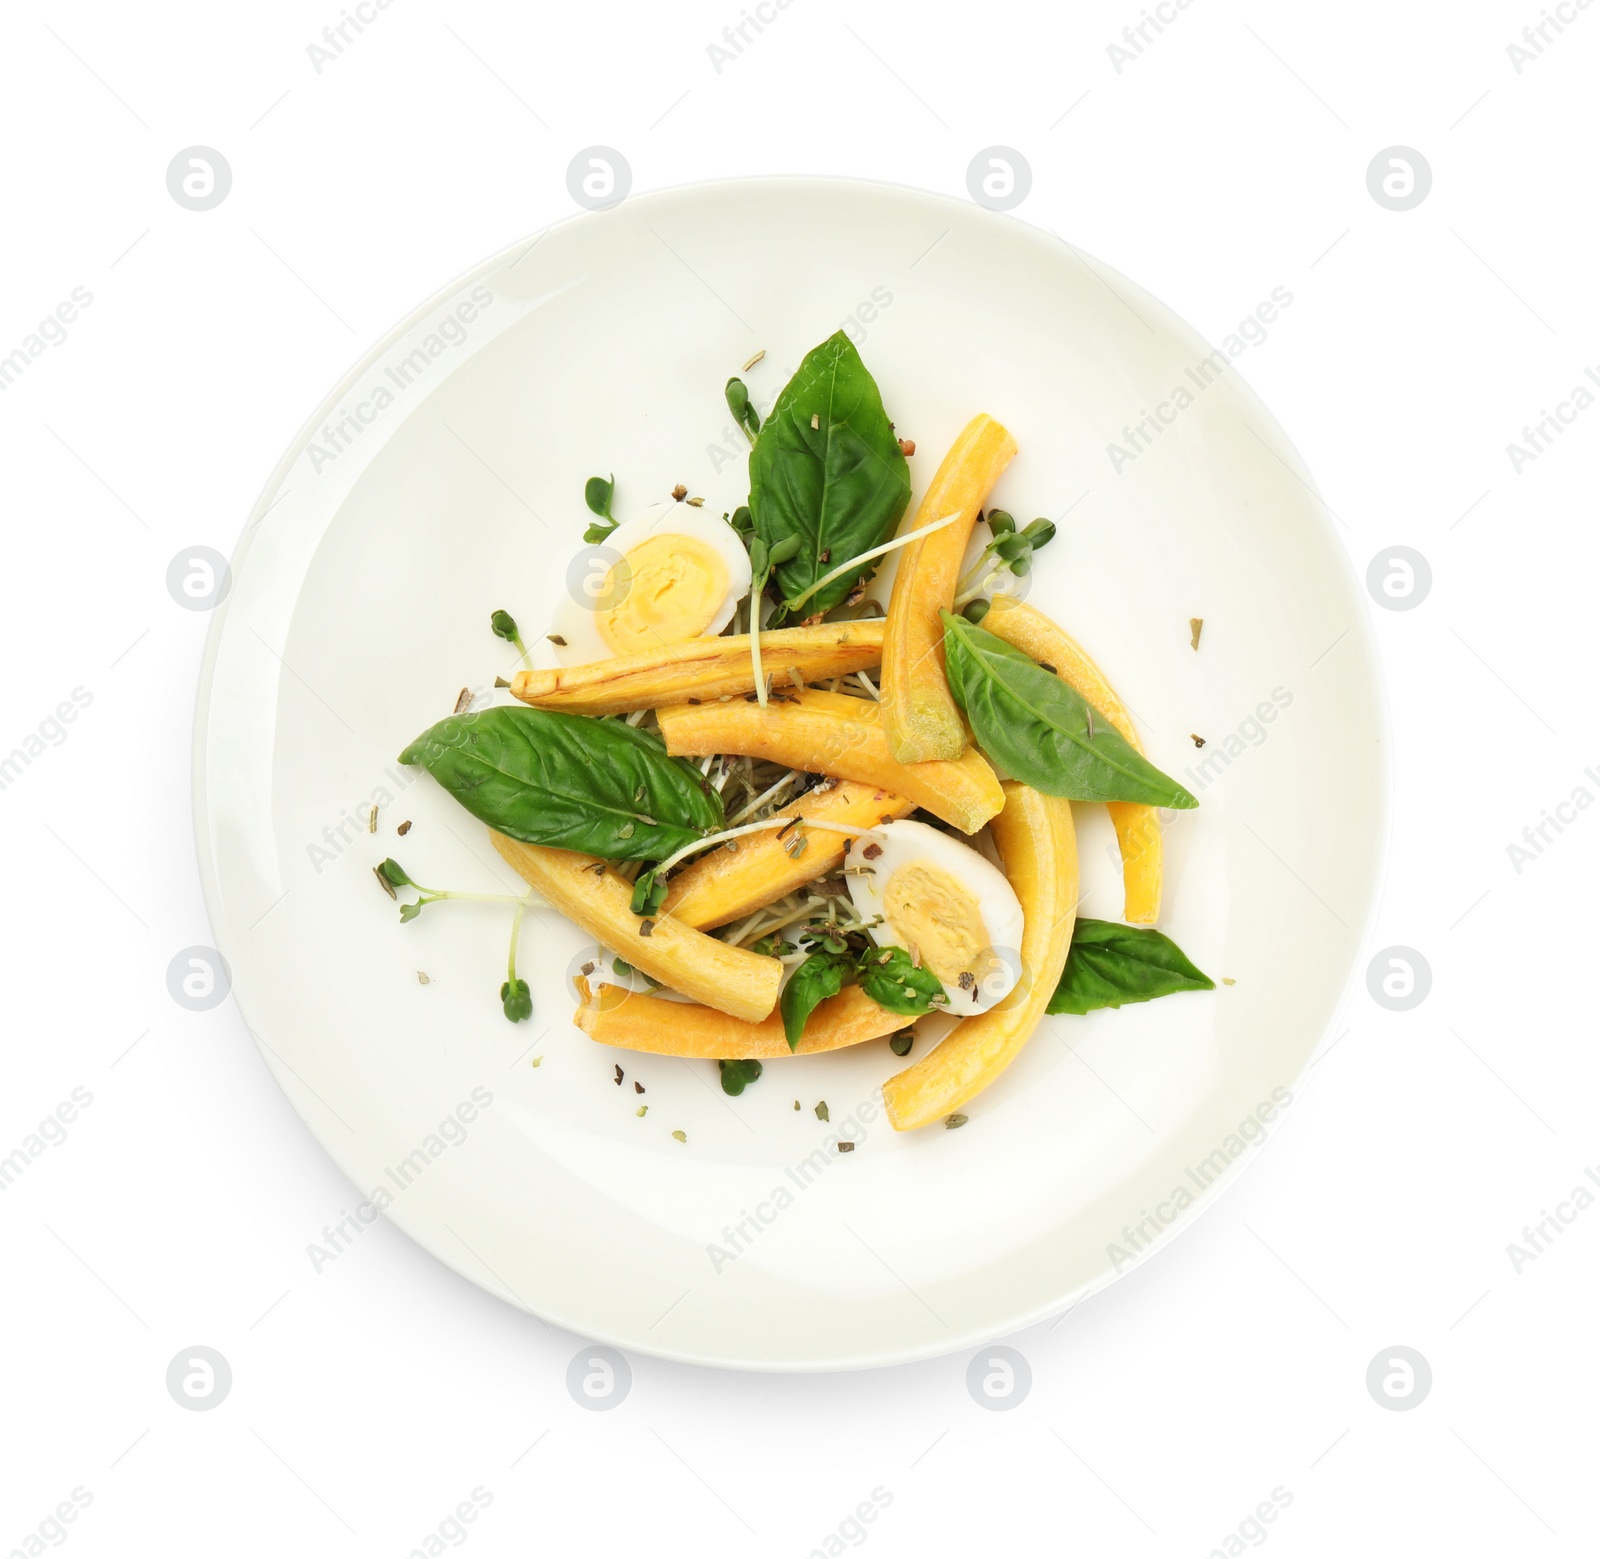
2, 1, 1596, 1555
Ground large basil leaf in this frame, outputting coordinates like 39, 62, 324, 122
1047, 918, 1214, 1015
941, 613, 1197, 808
399, 707, 722, 861
749, 332, 910, 620
779, 951, 851, 1050
857, 945, 947, 1017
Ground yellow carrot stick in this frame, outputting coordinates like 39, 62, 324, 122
883, 782, 1077, 1130
663, 780, 915, 930
509, 622, 885, 716
574, 980, 906, 1059
655, 688, 1003, 835
880, 415, 1017, 763
490, 833, 781, 1023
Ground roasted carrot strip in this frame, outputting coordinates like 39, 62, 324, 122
510, 622, 884, 716
574, 980, 905, 1059
655, 688, 1003, 835
985, 596, 1162, 924
880, 415, 1017, 763
883, 782, 1077, 1130
663, 780, 915, 930
491, 833, 781, 1023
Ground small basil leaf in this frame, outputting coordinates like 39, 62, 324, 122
1047, 918, 1214, 1016
500, 977, 533, 1022
941, 613, 1197, 808
400, 707, 723, 861
718, 1058, 764, 1095
749, 331, 910, 620
779, 951, 850, 1051
857, 945, 946, 1016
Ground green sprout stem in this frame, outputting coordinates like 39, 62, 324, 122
952, 561, 1011, 609
952, 517, 1056, 605
780, 510, 962, 615
749, 590, 768, 710
507, 893, 528, 981
415, 888, 532, 908
745, 534, 800, 710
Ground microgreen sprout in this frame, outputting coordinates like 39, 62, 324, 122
725, 378, 761, 444
718, 1058, 763, 1096
380, 858, 537, 921
501, 893, 534, 1023
629, 868, 669, 918
583, 473, 618, 544
953, 513, 1058, 607
746, 532, 802, 708
490, 609, 532, 671
379, 859, 543, 1021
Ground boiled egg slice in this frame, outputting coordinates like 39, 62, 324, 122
550, 500, 753, 665
845, 819, 1026, 1014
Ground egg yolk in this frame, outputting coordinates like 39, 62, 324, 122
599, 535, 730, 656
881, 861, 990, 986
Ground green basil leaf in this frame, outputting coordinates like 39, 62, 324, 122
1047, 918, 1214, 1015
857, 945, 947, 1017
779, 951, 850, 1051
399, 707, 723, 861
749, 331, 910, 620
941, 613, 1197, 808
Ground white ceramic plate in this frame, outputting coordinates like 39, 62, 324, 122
194, 177, 1385, 1371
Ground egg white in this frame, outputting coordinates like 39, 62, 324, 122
846, 819, 1025, 1015
550, 500, 753, 665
